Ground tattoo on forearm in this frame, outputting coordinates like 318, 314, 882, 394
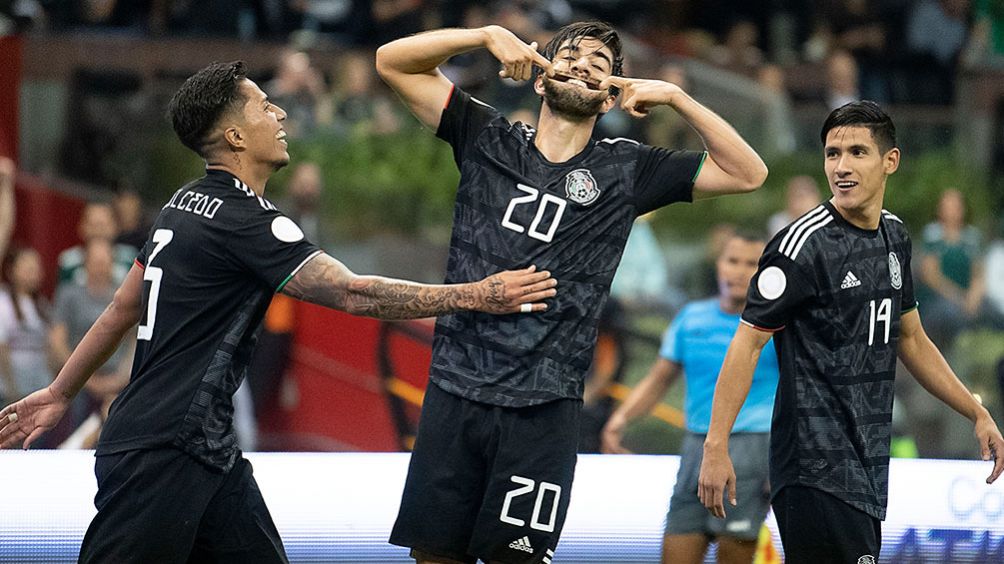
284, 255, 489, 319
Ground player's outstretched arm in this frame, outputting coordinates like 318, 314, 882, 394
282, 252, 556, 320
898, 309, 1004, 483
599, 76, 768, 200
376, 26, 552, 130
698, 323, 771, 518
602, 358, 681, 454
0, 264, 144, 450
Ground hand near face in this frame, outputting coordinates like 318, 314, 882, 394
484, 26, 554, 82
599, 76, 684, 118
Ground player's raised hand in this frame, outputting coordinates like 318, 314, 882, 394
476, 265, 556, 314
0, 387, 72, 450
698, 446, 737, 519
976, 413, 1004, 484
483, 25, 553, 82
599, 76, 684, 118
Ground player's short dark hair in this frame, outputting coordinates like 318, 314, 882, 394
542, 21, 624, 95
730, 229, 767, 245
167, 61, 248, 157
820, 100, 897, 154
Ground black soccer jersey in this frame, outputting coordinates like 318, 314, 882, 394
742, 202, 917, 520
431, 86, 705, 407
96, 169, 321, 471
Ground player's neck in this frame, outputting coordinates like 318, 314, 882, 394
206, 162, 270, 196
719, 296, 744, 315
534, 106, 596, 163
830, 198, 882, 230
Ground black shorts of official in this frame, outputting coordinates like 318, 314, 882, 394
78, 447, 287, 564
772, 485, 881, 564
390, 383, 581, 564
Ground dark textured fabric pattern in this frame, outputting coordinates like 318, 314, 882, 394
97, 169, 320, 471
742, 202, 917, 520
431, 87, 704, 407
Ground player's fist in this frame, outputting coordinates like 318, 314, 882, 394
476, 265, 556, 314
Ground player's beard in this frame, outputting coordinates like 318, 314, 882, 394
542, 78, 607, 121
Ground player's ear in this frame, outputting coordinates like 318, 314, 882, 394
222, 126, 244, 150
533, 74, 546, 97
600, 92, 617, 113
883, 147, 900, 175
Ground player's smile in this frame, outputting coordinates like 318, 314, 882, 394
823, 125, 898, 225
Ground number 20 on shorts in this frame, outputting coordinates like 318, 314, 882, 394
499, 475, 562, 532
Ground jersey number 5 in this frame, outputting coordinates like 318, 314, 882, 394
137, 228, 174, 341
501, 183, 567, 243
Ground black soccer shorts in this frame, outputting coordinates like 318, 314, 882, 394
390, 383, 581, 564
78, 448, 287, 564
772, 485, 882, 564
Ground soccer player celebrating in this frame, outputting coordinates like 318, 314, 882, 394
698, 101, 1004, 563
0, 61, 557, 564
602, 231, 776, 564
376, 21, 768, 564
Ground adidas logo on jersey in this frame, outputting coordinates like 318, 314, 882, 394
841, 271, 862, 289
508, 536, 534, 554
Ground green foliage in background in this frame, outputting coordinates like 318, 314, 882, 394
148, 128, 999, 242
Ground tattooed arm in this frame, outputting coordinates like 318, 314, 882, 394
281, 253, 556, 319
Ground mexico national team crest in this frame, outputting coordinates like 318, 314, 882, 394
889, 252, 902, 290
565, 169, 600, 206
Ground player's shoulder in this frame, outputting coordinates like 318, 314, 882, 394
880, 209, 910, 235
595, 136, 644, 156
681, 298, 719, 318
765, 204, 837, 264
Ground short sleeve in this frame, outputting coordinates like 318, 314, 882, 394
632, 147, 706, 216
658, 308, 686, 362
741, 245, 816, 331
226, 205, 322, 292
435, 86, 500, 166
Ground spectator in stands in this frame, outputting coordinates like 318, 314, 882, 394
57, 202, 137, 287
332, 51, 402, 136
906, 0, 971, 104
706, 20, 764, 75
918, 188, 985, 350
825, 49, 860, 110
767, 175, 821, 237
50, 239, 133, 445
113, 187, 150, 250
824, 0, 891, 102
266, 49, 332, 137
0, 157, 14, 264
0, 247, 51, 408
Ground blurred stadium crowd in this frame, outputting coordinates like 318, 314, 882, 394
0, 0, 1003, 459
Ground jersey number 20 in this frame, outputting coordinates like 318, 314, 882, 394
137, 228, 174, 341
499, 475, 561, 532
501, 183, 567, 243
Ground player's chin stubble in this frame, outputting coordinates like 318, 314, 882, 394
542, 78, 606, 120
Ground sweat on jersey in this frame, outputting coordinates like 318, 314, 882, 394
660, 298, 779, 434
430, 86, 706, 407
96, 169, 321, 471
741, 201, 917, 520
